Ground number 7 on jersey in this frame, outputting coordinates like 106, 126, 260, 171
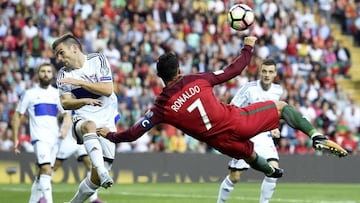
187, 98, 212, 130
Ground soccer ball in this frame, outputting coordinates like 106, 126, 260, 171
227, 4, 255, 31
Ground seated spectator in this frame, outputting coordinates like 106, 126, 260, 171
17, 125, 33, 152
335, 40, 352, 77
168, 129, 187, 153
277, 137, 291, 154
353, 10, 360, 46
132, 132, 151, 153
340, 130, 358, 155
0, 127, 14, 151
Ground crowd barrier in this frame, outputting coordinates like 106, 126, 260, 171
0, 152, 358, 184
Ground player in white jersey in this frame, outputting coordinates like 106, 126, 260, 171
53, 110, 104, 203
53, 33, 120, 203
12, 63, 71, 203
217, 59, 284, 203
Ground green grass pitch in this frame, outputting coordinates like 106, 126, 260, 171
0, 183, 359, 203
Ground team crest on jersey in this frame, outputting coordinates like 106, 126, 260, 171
100, 66, 109, 76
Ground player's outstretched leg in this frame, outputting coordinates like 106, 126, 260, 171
279, 103, 348, 157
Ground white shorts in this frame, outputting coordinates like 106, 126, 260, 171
228, 131, 279, 170
33, 139, 58, 167
73, 119, 116, 163
56, 135, 87, 160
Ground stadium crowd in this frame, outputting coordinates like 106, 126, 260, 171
0, 0, 359, 155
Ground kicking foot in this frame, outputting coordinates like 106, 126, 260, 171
312, 135, 348, 157
99, 172, 113, 189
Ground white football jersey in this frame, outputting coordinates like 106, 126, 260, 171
231, 80, 283, 107
16, 85, 64, 143
57, 53, 119, 131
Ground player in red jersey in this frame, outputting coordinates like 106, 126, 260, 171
97, 36, 347, 178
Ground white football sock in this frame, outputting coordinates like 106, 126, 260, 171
39, 174, 53, 203
69, 176, 99, 203
217, 175, 235, 203
89, 190, 99, 202
259, 176, 277, 203
83, 133, 106, 171
29, 178, 41, 203
87, 171, 99, 202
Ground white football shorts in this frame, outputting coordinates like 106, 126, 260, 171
33, 139, 58, 167
228, 131, 279, 170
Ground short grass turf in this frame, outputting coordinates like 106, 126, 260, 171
0, 183, 359, 203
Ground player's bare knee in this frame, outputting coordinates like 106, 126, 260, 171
229, 170, 242, 183
40, 164, 52, 175
81, 120, 97, 133
268, 160, 279, 168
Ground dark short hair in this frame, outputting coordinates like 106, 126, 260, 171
261, 59, 276, 67
52, 33, 82, 52
156, 52, 179, 82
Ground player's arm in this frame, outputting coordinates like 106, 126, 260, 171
97, 109, 160, 143
97, 118, 151, 143
11, 111, 23, 154
58, 78, 113, 97
59, 111, 72, 139
209, 36, 256, 85
60, 94, 102, 110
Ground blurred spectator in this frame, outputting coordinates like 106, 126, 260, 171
168, 129, 187, 153
318, 0, 333, 25
23, 18, 38, 39
277, 137, 291, 154
74, 0, 93, 20
294, 131, 313, 155
0, 127, 14, 151
343, 102, 360, 132
17, 125, 33, 152
132, 132, 151, 153
353, 10, 360, 46
334, 40, 352, 77
260, 0, 278, 28
339, 130, 358, 155
299, 99, 316, 123
104, 41, 121, 67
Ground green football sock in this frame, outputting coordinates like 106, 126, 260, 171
249, 153, 274, 176
281, 105, 317, 137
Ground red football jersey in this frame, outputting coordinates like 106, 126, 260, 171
107, 45, 280, 159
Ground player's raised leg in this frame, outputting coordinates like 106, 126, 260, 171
278, 102, 347, 157
75, 120, 113, 188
